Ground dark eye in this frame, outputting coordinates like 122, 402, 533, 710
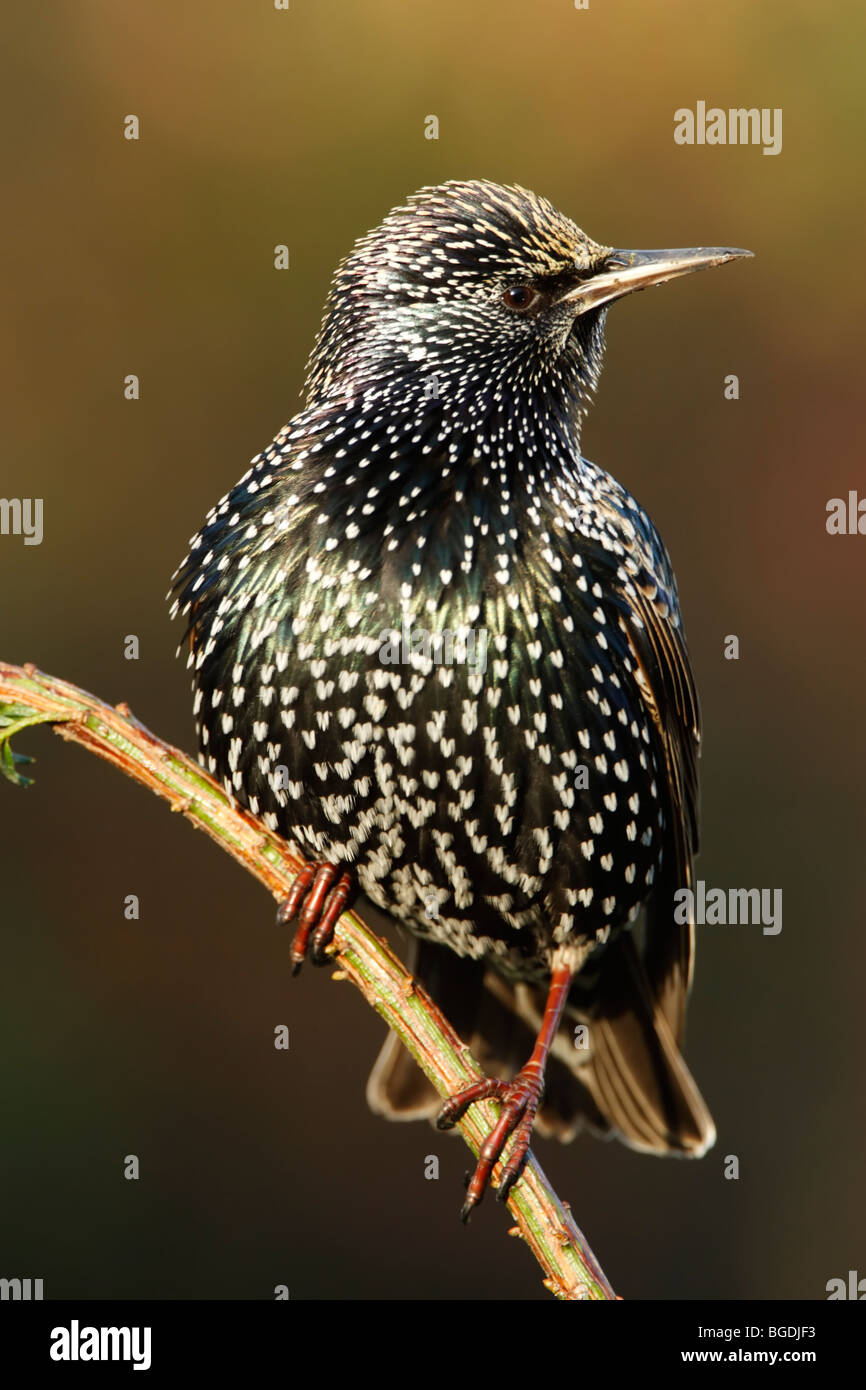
502, 285, 539, 313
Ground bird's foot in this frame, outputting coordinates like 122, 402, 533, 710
435, 1062, 544, 1222
277, 863, 353, 974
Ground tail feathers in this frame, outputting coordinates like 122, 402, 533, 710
367, 932, 714, 1157
580, 933, 715, 1155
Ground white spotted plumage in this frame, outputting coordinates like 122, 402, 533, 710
170, 180, 700, 988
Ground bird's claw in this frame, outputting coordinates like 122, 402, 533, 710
277, 864, 353, 973
436, 1066, 543, 1220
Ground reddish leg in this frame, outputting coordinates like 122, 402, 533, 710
276, 864, 353, 974
310, 873, 353, 964
436, 962, 575, 1222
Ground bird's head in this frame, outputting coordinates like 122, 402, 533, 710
304, 180, 750, 446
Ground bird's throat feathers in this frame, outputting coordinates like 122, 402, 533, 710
299, 307, 608, 507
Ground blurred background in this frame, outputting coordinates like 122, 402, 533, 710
1, 0, 864, 1300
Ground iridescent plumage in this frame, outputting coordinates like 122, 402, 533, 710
172, 182, 750, 1211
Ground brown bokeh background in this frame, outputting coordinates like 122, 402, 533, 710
1, 0, 864, 1299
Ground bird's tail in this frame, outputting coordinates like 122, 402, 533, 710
366, 933, 715, 1156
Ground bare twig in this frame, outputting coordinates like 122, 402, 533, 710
0, 660, 616, 1300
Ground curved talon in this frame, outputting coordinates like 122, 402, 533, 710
435, 1077, 507, 1130
277, 867, 314, 926
310, 873, 352, 964
436, 1067, 544, 1220
277, 864, 353, 973
496, 1111, 535, 1202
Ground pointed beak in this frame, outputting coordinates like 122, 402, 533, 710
560, 245, 753, 314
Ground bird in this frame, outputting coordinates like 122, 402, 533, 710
170, 180, 751, 1221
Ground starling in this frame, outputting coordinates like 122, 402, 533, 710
171, 181, 751, 1219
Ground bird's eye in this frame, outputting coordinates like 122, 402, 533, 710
502, 285, 539, 313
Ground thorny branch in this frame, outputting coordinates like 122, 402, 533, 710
0, 660, 617, 1301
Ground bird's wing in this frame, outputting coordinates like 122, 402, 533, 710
555, 474, 701, 1042
619, 572, 700, 1042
